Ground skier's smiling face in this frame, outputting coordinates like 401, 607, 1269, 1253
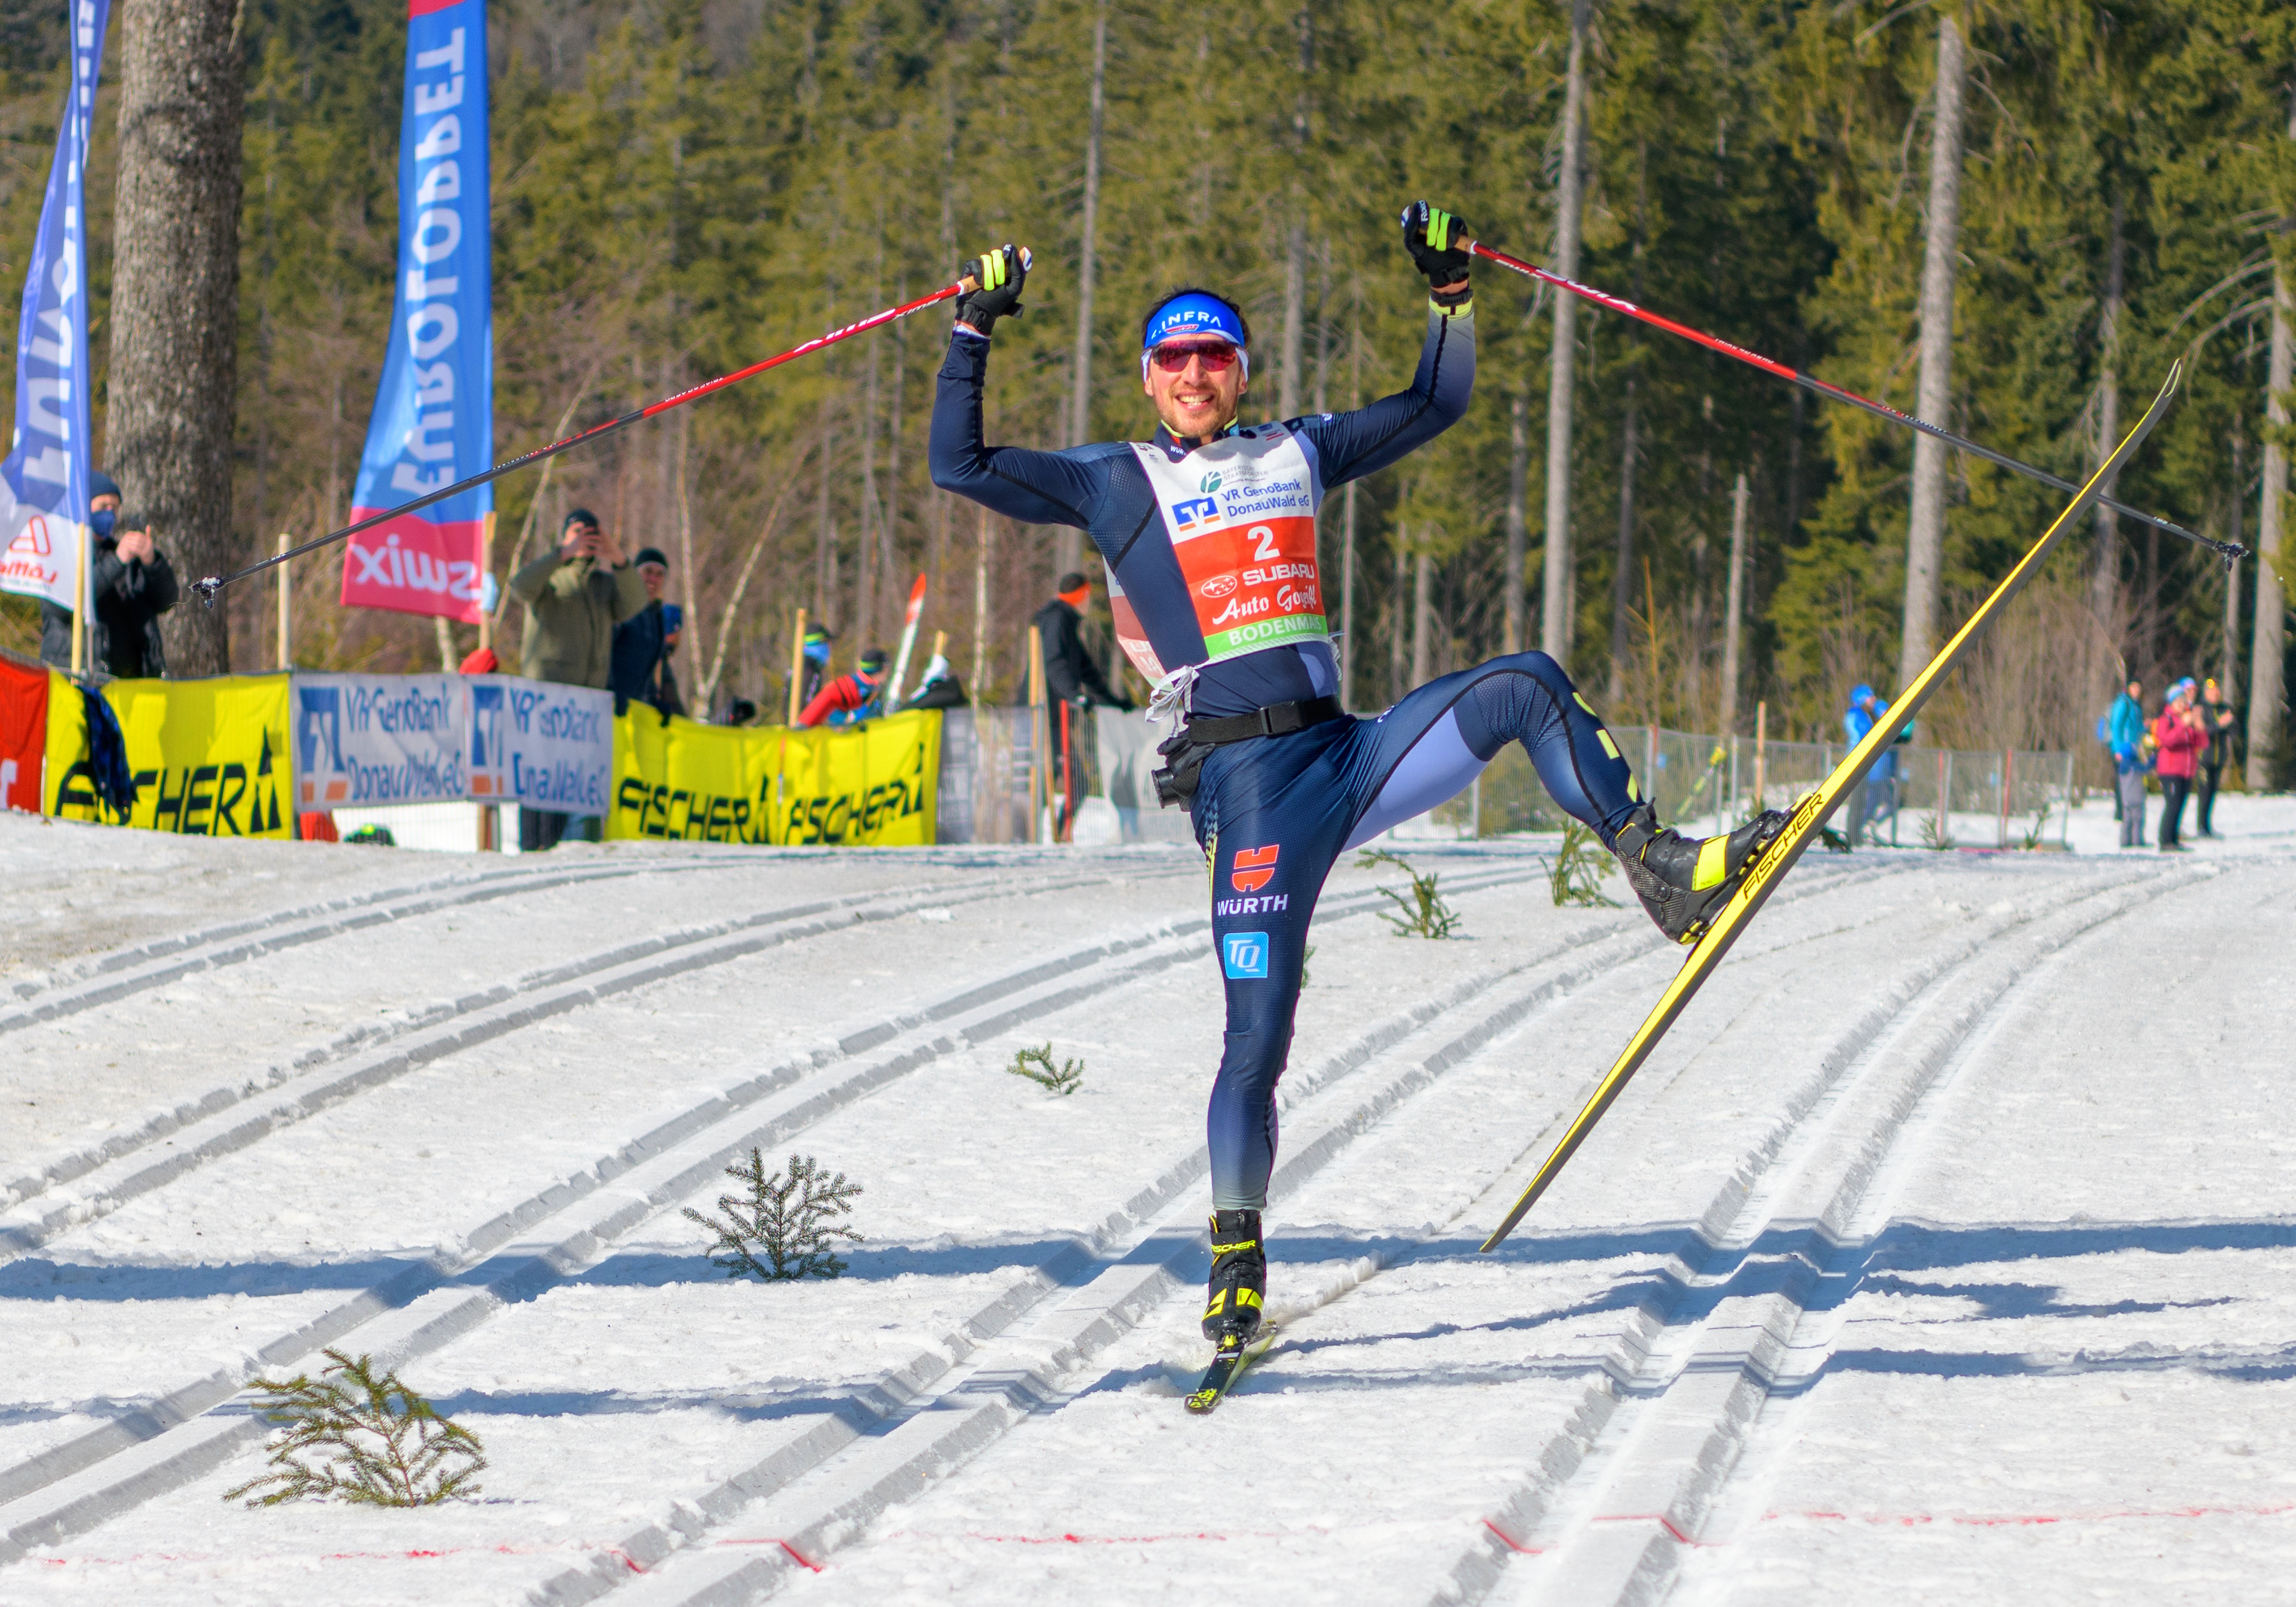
1145, 341, 1246, 441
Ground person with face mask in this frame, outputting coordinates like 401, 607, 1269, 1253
38, 471, 179, 678
929, 204, 1787, 1363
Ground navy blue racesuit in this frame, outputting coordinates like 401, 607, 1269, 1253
930, 305, 1644, 1210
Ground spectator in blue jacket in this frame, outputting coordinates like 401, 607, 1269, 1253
1843, 684, 1903, 847
2107, 676, 2148, 849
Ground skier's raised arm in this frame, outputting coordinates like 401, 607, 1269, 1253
1294, 203, 1477, 492
928, 245, 1110, 531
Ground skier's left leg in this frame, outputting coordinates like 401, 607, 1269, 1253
1195, 726, 1359, 1341
1338, 651, 1786, 944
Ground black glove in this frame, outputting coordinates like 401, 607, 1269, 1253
1400, 201, 1473, 308
955, 244, 1030, 336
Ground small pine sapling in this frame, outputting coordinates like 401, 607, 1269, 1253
1009, 1041, 1084, 1095
1548, 821, 1621, 908
2020, 800, 2052, 850
225, 1349, 485, 1508
684, 1150, 862, 1279
1356, 848, 1462, 939
1301, 943, 1316, 988
1922, 806, 1954, 851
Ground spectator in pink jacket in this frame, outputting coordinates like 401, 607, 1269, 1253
2151, 679, 2208, 853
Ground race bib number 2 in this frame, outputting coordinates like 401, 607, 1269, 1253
1174, 514, 1325, 662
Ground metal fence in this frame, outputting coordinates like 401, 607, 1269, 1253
1434, 722, 2075, 849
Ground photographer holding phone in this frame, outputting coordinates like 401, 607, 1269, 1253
611, 545, 686, 719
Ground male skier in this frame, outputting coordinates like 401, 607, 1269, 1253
929, 203, 1785, 1358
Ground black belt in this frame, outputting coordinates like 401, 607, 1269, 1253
1180, 695, 1345, 746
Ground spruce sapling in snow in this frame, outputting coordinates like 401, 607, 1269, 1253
1356, 848, 1463, 939
684, 1150, 862, 1279
1548, 820, 1622, 908
225, 1349, 485, 1508
1008, 1042, 1084, 1095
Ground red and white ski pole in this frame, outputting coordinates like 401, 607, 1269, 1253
1465, 240, 2246, 564
192, 274, 996, 604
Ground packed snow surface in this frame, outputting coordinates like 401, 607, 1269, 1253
1, 792, 2292, 1605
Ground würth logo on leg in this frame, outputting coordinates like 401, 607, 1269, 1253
1230, 845, 1278, 893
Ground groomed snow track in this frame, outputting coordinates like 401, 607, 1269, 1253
4, 815, 2292, 1607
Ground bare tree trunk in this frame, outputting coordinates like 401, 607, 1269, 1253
971, 502, 993, 703
2250, 258, 2291, 790
932, 60, 958, 605
1278, 8, 1312, 420
1608, 375, 1638, 705
111, 0, 246, 675
1411, 549, 1433, 686
2227, 425, 2244, 693
2088, 191, 2126, 708
1504, 392, 1528, 653
1722, 471, 1749, 733
1540, 0, 1591, 663
815, 293, 837, 629
1388, 539, 1406, 706
1060, 0, 1106, 579
1899, 15, 1964, 691
857, 290, 882, 640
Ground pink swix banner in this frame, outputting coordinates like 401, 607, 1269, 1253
340, 0, 492, 623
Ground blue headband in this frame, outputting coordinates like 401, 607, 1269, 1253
1142, 293, 1250, 381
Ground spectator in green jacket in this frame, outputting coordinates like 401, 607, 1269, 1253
510, 508, 647, 689
508, 507, 645, 849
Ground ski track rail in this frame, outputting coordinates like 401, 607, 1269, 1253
0, 859, 1565, 1566
568, 855, 2176, 1607
0, 859, 1169, 1231
1431, 859, 2215, 1607
433, 859, 1910, 1605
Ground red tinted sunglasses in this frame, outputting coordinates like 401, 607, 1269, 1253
1147, 341, 1240, 375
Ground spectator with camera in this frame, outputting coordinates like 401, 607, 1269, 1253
508, 507, 646, 848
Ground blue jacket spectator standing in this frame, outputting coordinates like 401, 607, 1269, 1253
1842, 683, 1901, 847
2107, 677, 2148, 849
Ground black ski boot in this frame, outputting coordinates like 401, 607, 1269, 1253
1201, 1209, 1266, 1341
1612, 803, 1790, 946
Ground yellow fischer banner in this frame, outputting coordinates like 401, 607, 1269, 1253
609, 709, 941, 846
49, 674, 294, 836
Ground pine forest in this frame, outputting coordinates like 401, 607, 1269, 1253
1, 0, 2292, 780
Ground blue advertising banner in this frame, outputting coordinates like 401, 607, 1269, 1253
340, 0, 492, 623
0, 0, 112, 612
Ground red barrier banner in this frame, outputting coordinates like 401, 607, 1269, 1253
0, 654, 48, 812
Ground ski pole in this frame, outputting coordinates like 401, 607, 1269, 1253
191, 270, 1008, 604
1466, 241, 2245, 565
1477, 361, 2184, 1251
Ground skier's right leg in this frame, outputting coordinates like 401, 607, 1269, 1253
1334, 652, 1786, 945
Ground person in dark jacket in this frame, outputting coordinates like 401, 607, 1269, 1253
609, 546, 686, 718
796, 623, 834, 714
38, 471, 177, 678
1031, 572, 1135, 831
1032, 572, 1134, 712
2196, 676, 2237, 838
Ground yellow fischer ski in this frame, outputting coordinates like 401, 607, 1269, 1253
1480, 361, 2186, 1253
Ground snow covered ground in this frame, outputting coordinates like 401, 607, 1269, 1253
1, 793, 2293, 1606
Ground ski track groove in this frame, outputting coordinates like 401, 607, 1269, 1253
1432, 859, 2211, 1607
494, 860, 1912, 1605
0, 860, 1562, 1566
0, 861, 1177, 1239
